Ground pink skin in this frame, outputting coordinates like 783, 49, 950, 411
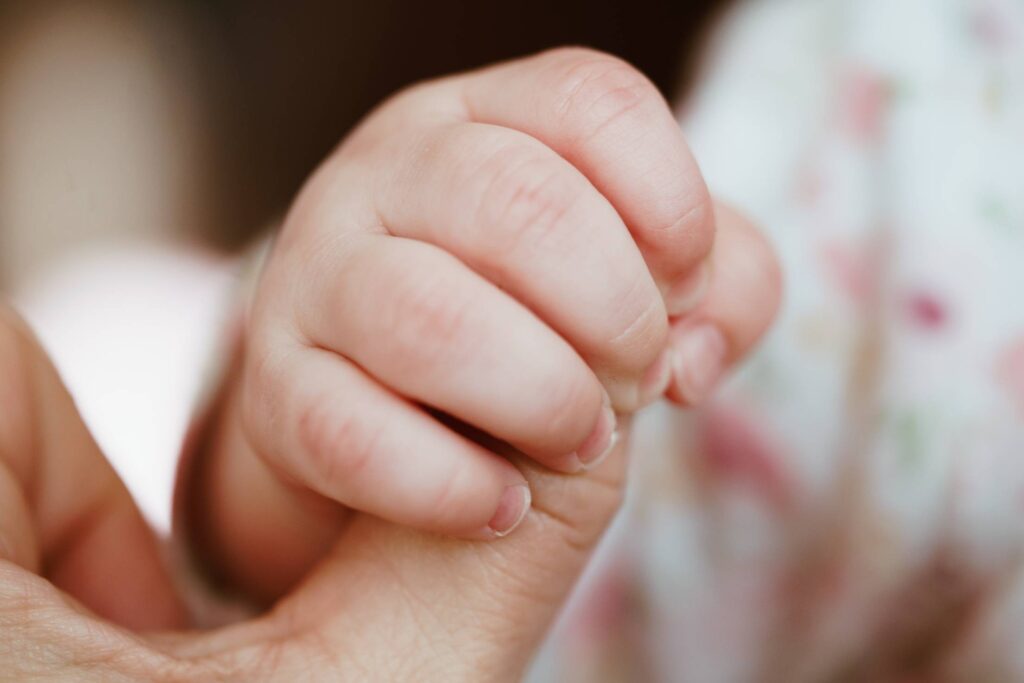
0, 300, 780, 681
183, 48, 783, 603
0, 48, 785, 682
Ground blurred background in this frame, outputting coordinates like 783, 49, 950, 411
0, 0, 723, 285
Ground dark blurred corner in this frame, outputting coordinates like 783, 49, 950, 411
185, 0, 725, 249
1, 0, 724, 254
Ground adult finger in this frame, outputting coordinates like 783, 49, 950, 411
0, 306, 186, 631
239, 420, 636, 681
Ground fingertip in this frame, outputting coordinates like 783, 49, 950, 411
482, 483, 532, 539
708, 202, 784, 352
645, 181, 717, 287
531, 382, 617, 474
664, 260, 711, 318
661, 201, 782, 408
576, 396, 617, 470
637, 346, 674, 407
664, 322, 728, 407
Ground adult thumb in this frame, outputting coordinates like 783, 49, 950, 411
256, 422, 632, 681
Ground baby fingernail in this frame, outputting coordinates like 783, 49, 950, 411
638, 347, 673, 407
577, 394, 618, 470
488, 484, 532, 538
664, 263, 710, 317
671, 324, 727, 405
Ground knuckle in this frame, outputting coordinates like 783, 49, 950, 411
379, 76, 455, 118
423, 457, 473, 529
580, 476, 628, 540
546, 48, 662, 140
637, 194, 716, 303
568, 475, 627, 546
532, 366, 599, 447
637, 171, 716, 263
296, 396, 379, 491
472, 143, 584, 260
607, 282, 669, 370
386, 261, 476, 367
531, 470, 626, 559
342, 81, 446, 155
668, 185, 716, 252
379, 79, 432, 112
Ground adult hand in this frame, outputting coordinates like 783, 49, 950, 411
0, 303, 631, 680
0, 212, 777, 680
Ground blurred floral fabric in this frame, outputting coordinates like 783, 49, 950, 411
529, 0, 1024, 681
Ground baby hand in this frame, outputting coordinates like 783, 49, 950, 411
184, 48, 780, 599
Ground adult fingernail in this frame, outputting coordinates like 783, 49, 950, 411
577, 394, 618, 470
664, 263, 710, 317
488, 484, 531, 538
671, 324, 727, 405
637, 347, 673, 407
